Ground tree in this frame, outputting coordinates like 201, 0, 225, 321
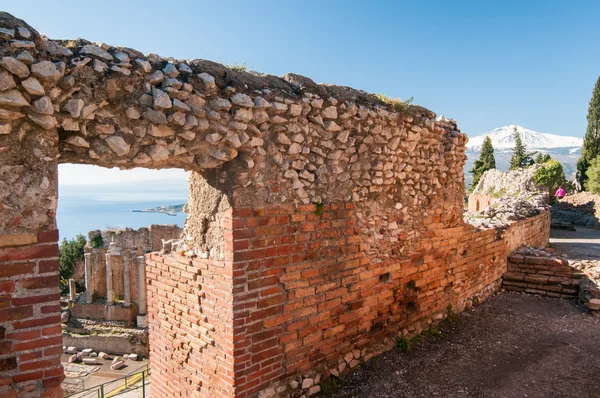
585, 155, 600, 194
509, 127, 535, 169
535, 153, 551, 164
59, 235, 86, 294
577, 76, 600, 189
533, 158, 566, 199
469, 136, 495, 192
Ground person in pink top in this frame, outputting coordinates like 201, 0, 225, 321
554, 186, 565, 199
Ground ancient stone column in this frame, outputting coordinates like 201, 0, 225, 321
93, 250, 101, 294
68, 279, 77, 301
136, 255, 148, 328
84, 253, 93, 303
105, 253, 114, 305
123, 251, 131, 307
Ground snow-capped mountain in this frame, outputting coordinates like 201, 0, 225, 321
464, 125, 583, 183
466, 125, 582, 154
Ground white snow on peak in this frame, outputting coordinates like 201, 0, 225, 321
466, 125, 583, 152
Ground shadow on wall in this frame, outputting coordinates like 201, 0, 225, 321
552, 194, 600, 228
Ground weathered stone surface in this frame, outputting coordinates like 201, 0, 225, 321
0, 56, 29, 78
0, 89, 28, 107
105, 136, 130, 156
80, 45, 113, 61
31, 96, 54, 114
31, 61, 62, 81
65, 136, 90, 148
149, 124, 175, 137
21, 76, 44, 96
0, 70, 16, 91
27, 113, 56, 129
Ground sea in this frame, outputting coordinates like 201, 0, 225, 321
57, 180, 189, 241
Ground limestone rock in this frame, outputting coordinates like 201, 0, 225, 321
31, 96, 54, 115
31, 61, 63, 81
152, 88, 172, 110
135, 58, 152, 73
198, 72, 216, 90
66, 136, 90, 148
231, 93, 254, 108
0, 70, 16, 91
27, 114, 56, 129
105, 136, 130, 156
0, 56, 30, 78
0, 89, 29, 107
80, 45, 113, 61
21, 76, 44, 96
208, 145, 238, 161
149, 124, 175, 137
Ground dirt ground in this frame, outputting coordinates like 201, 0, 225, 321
319, 293, 600, 398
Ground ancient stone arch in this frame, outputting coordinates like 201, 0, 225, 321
0, 12, 549, 398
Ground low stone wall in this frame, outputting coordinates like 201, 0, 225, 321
147, 206, 550, 398
69, 302, 137, 324
62, 330, 148, 357
503, 248, 582, 298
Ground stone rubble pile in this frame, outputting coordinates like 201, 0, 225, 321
465, 192, 548, 229
471, 165, 546, 196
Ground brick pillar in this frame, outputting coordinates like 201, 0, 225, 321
106, 253, 114, 305
0, 231, 64, 397
84, 253, 93, 303
123, 251, 131, 307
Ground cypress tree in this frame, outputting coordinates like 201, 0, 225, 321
576, 76, 600, 189
509, 127, 535, 169
469, 136, 495, 192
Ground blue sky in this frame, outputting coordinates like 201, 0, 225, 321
7, 0, 600, 138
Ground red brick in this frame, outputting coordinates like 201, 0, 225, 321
38, 260, 59, 273
12, 370, 44, 383
38, 230, 59, 243
0, 305, 33, 322
19, 275, 59, 290
0, 244, 58, 262
0, 262, 35, 278
12, 293, 59, 306
0, 280, 15, 293
14, 336, 62, 352
13, 315, 60, 330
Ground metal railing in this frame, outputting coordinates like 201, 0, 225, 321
65, 364, 150, 398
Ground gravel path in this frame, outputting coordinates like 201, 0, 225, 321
319, 293, 600, 398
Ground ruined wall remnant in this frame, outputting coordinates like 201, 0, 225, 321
0, 12, 551, 398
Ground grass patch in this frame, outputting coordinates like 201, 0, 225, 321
372, 94, 413, 113
224, 61, 248, 72
320, 377, 343, 394
314, 202, 325, 216
428, 326, 446, 338
446, 304, 459, 323
395, 334, 424, 353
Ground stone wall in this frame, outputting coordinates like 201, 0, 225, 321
147, 208, 550, 398
0, 12, 550, 398
87, 224, 182, 253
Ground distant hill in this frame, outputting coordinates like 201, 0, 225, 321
465, 125, 583, 187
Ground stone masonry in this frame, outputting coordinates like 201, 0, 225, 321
0, 13, 551, 398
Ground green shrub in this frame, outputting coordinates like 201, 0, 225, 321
585, 156, 600, 193
59, 234, 86, 282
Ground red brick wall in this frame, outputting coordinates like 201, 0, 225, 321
146, 208, 237, 398
467, 193, 494, 213
147, 205, 550, 398
0, 231, 63, 398
503, 252, 581, 297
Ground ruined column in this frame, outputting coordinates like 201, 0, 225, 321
105, 253, 114, 305
136, 255, 148, 328
84, 253, 93, 303
123, 251, 131, 307
68, 279, 77, 301
93, 250, 101, 294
